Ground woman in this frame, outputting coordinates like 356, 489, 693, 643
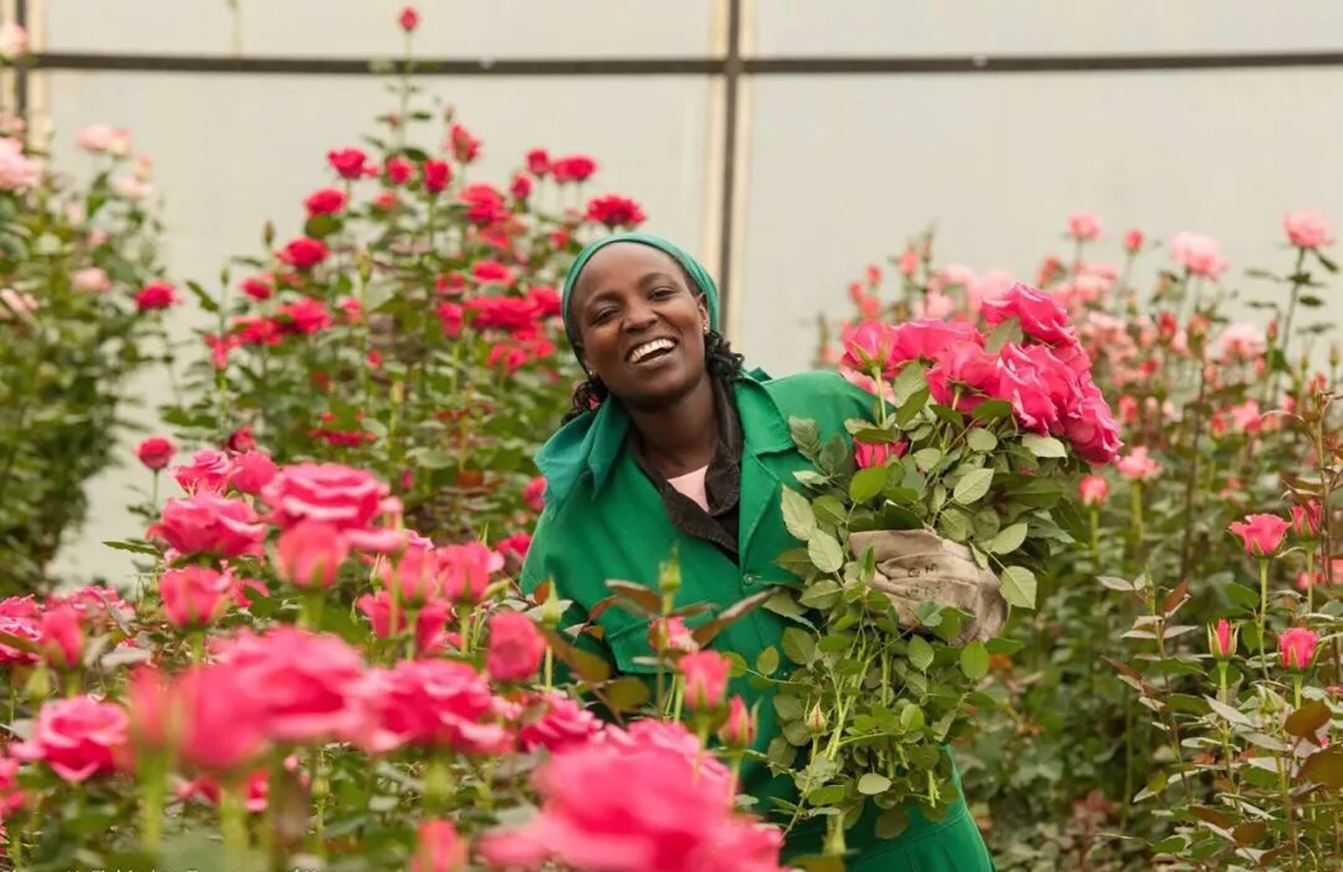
520, 233, 996, 870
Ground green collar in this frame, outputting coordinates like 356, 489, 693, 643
536, 369, 792, 509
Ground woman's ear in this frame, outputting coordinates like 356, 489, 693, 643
696, 294, 710, 333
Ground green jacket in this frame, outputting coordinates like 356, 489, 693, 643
521, 370, 994, 871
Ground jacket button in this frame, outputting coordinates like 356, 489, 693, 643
743, 573, 759, 585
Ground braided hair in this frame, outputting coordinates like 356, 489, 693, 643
564, 326, 745, 422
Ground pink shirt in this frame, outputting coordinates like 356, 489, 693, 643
667, 465, 710, 512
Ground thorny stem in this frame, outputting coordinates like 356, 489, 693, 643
1179, 363, 1208, 582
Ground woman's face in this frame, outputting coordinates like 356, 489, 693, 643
569, 243, 711, 411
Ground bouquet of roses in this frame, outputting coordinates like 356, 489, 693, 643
754, 283, 1121, 848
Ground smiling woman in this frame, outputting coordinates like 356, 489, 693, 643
520, 233, 997, 870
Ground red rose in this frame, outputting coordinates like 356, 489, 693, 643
422, 159, 451, 194
470, 260, 514, 287
158, 566, 233, 629
510, 173, 533, 201
327, 147, 371, 180
436, 301, 463, 338
485, 611, 546, 683
214, 627, 371, 744
585, 194, 646, 229
525, 148, 550, 177
526, 285, 562, 319
304, 187, 346, 216
278, 237, 329, 270
459, 183, 509, 226
398, 6, 420, 32
551, 155, 596, 183
146, 493, 266, 559
385, 156, 414, 185
448, 124, 480, 163
240, 275, 273, 301
277, 298, 334, 334
13, 696, 128, 783
135, 436, 176, 471
134, 282, 179, 311
464, 296, 540, 332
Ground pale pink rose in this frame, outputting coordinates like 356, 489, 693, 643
648, 616, 699, 655
679, 650, 731, 710
1078, 474, 1109, 506
71, 267, 111, 292
913, 288, 956, 319
898, 247, 919, 277
0, 288, 38, 320
13, 695, 128, 783
214, 627, 371, 744
0, 138, 37, 191
158, 566, 233, 629
1227, 399, 1262, 434
132, 154, 152, 178
1228, 513, 1289, 557
485, 611, 546, 683
1170, 232, 1229, 279
111, 176, 150, 201
0, 22, 27, 61
1215, 322, 1267, 363
413, 820, 468, 872
75, 124, 122, 153
964, 269, 1017, 314
1067, 210, 1102, 242
358, 659, 512, 755
1283, 209, 1333, 250
931, 263, 976, 294
1116, 447, 1160, 481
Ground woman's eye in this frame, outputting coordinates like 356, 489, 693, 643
592, 308, 617, 324
650, 287, 676, 300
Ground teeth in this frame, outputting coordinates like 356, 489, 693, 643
629, 338, 675, 363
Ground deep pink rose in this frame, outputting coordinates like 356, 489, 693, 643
1228, 513, 1290, 557
1123, 229, 1144, 254
304, 187, 345, 216
1292, 501, 1322, 537
840, 320, 899, 377
327, 148, 371, 180
0, 596, 41, 665
276, 521, 350, 589
717, 695, 756, 749
169, 663, 269, 772
854, 440, 904, 469
1283, 209, 1333, 250
449, 124, 480, 163
14, 696, 128, 783
892, 319, 984, 363
357, 592, 452, 655
278, 237, 329, 270
992, 352, 1060, 434
39, 605, 82, 670
518, 692, 602, 754
359, 659, 511, 755
134, 282, 179, 311
459, 183, 510, 226
159, 566, 232, 629
1278, 627, 1319, 671
526, 148, 550, 177
648, 616, 699, 655
172, 448, 233, 494
551, 155, 596, 183
1208, 619, 1238, 659
438, 542, 502, 603
380, 543, 442, 604
679, 650, 731, 710
422, 159, 451, 194
586, 194, 647, 230
229, 450, 278, 495
261, 462, 395, 532
135, 436, 176, 471
485, 611, 546, 683
147, 494, 266, 558
927, 340, 997, 412
413, 820, 468, 872
511, 173, 533, 201
398, 6, 420, 32
523, 477, 547, 513
214, 628, 370, 744
982, 283, 1076, 346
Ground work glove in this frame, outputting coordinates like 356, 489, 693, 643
848, 529, 1008, 645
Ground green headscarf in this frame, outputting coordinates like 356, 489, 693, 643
560, 232, 721, 367
540, 233, 723, 507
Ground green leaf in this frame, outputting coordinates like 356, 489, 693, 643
756, 646, 780, 676
774, 694, 804, 721
892, 363, 927, 406
781, 487, 817, 540
776, 548, 816, 578
1021, 433, 1067, 458
895, 388, 929, 427
984, 317, 1023, 353
818, 435, 850, 477
953, 468, 994, 505
782, 627, 817, 666
789, 417, 822, 459
857, 773, 892, 795
960, 641, 989, 680
1225, 583, 1260, 611
876, 809, 910, 839
912, 447, 942, 471
604, 676, 651, 711
899, 703, 926, 732
813, 495, 848, 527
1000, 566, 1037, 609
849, 466, 888, 505
988, 522, 1028, 555
971, 399, 1013, 422
1008, 477, 1065, 508
937, 508, 970, 543
986, 637, 1023, 655
808, 530, 845, 574
103, 539, 161, 556
907, 636, 935, 671
967, 429, 998, 452
808, 785, 847, 806
185, 280, 220, 313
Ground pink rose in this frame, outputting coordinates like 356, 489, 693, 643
854, 440, 904, 469
327, 148, 371, 180
1123, 229, 1144, 254
275, 521, 349, 589
551, 155, 597, 183
927, 340, 998, 413
158, 566, 233, 629
304, 187, 346, 216
511, 173, 534, 201
278, 237, 329, 270
678, 650, 731, 711
398, 6, 421, 33
1078, 474, 1109, 506
72, 267, 111, 292
1061, 382, 1122, 465
1228, 513, 1290, 557
1067, 211, 1102, 242
169, 664, 269, 772
1215, 322, 1266, 363
147, 494, 266, 558
840, 321, 899, 377
135, 436, 176, 471
1115, 446, 1159, 481
422, 159, 452, 194
75, 124, 129, 154
993, 354, 1059, 434
0, 137, 38, 191
1207, 619, 1238, 659
1291, 501, 1321, 538
518, 692, 602, 754
413, 820, 468, 872
359, 659, 511, 755
14, 696, 128, 782
1170, 232, 1229, 279
172, 448, 233, 494
717, 695, 756, 749
229, 450, 278, 495
0, 596, 41, 665
982, 282, 1076, 346
0, 23, 29, 61
134, 282, 179, 311
39, 605, 83, 671
262, 462, 396, 532
357, 592, 452, 655
1278, 627, 1319, 671
438, 542, 502, 604
485, 611, 547, 683
448, 124, 481, 163
526, 148, 550, 177
648, 616, 699, 655
1283, 209, 1334, 250
891, 319, 984, 364
214, 628, 370, 744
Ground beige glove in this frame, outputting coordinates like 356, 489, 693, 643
848, 529, 1008, 645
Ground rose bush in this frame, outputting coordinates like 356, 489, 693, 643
820, 213, 1341, 870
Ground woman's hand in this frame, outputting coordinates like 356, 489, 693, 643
848, 529, 1008, 644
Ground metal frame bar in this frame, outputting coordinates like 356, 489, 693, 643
716, 0, 742, 321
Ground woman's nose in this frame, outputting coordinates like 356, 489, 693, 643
623, 301, 657, 332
